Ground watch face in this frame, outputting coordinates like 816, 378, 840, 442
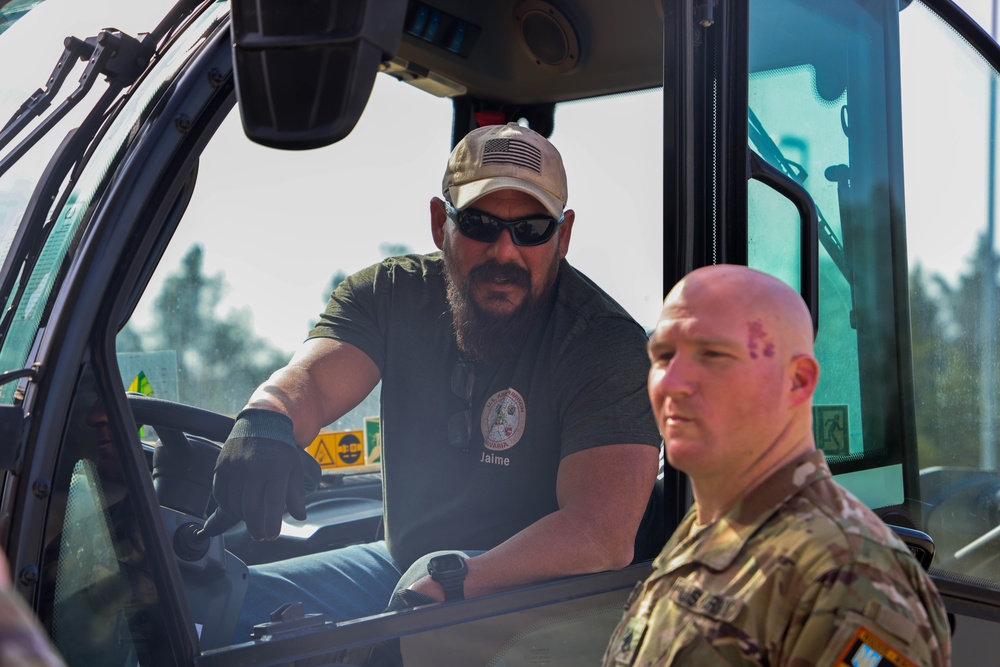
431, 554, 465, 574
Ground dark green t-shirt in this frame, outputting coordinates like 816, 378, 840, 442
309, 253, 660, 568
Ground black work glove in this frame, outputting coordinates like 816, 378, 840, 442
200, 408, 321, 540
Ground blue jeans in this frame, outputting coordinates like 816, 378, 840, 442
233, 541, 404, 643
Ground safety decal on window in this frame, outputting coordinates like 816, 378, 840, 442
307, 430, 367, 469
833, 625, 917, 667
813, 404, 849, 457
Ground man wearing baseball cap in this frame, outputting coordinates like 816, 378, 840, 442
206, 123, 661, 641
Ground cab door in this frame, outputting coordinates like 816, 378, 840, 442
670, 0, 1000, 661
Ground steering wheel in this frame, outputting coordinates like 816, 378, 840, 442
127, 392, 234, 441
127, 392, 233, 519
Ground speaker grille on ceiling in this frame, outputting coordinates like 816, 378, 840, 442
513, 1, 579, 74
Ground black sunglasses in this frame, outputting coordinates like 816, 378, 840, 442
448, 361, 475, 451
444, 201, 564, 247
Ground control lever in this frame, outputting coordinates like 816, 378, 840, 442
174, 521, 211, 561
196, 448, 323, 538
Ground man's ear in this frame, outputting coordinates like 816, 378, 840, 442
430, 197, 447, 249
788, 354, 820, 406
557, 209, 574, 258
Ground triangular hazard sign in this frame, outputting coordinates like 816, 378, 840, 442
312, 438, 335, 464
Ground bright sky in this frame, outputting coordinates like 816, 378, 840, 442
900, 0, 1000, 292
960, 0, 999, 31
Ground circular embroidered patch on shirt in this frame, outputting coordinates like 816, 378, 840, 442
481, 388, 526, 451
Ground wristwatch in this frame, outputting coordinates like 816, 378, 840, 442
427, 553, 468, 601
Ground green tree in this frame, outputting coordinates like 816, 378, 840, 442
315, 242, 413, 432
323, 270, 347, 302
115, 322, 144, 354
378, 242, 412, 258
142, 245, 289, 415
910, 263, 961, 468
318, 266, 384, 432
910, 233, 1000, 470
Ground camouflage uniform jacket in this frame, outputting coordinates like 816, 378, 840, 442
603, 449, 951, 666
0, 586, 65, 666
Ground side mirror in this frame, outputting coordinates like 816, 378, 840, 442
230, 0, 407, 150
889, 524, 935, 572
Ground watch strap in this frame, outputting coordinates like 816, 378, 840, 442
438, 574, 464, 601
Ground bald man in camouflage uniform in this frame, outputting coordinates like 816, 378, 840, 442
604, 265, 950, 666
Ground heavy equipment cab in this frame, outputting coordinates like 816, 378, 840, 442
0, 0, 999, 664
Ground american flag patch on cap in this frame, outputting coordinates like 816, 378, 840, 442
482, 138, 543, 173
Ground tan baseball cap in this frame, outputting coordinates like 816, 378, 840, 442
442, 122, 568, 219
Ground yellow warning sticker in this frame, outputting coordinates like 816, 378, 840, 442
307, 430, 366, 469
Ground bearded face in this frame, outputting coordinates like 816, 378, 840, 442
433, 190, 570, 362
443, 254, 559, 363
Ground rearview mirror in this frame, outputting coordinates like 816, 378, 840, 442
230, 0, 407, 150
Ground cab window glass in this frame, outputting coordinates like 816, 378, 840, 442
240, 572, 635, 665
0, 0, 172, 263
748, 0, 1000, 599
550, 90, 663, 328
0, 0, 224, 405
116, 79, 449, 428
39, 367, 171, 664
748, 0, 904, 508
900, 1, 1000, 592
400, 588, 626, 666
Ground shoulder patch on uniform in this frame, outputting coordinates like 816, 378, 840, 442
833, 625, 919, 667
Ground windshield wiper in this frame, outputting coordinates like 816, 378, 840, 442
0, 33, 92, 168
748, 107, 849, 280
0, 30, 151, 177
0, 28, 154, 345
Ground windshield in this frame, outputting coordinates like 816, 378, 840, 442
0, 0, 193, 402
0, 0, 173, 237
748, 0, 895, 491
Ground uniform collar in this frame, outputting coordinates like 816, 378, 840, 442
655, 449, 831, 573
